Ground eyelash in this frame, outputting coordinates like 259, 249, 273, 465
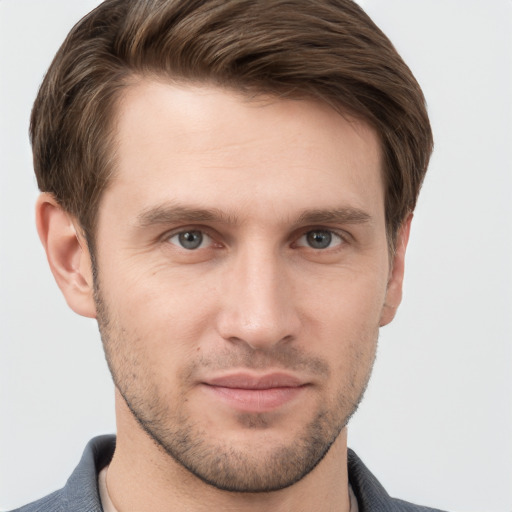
294, 229, 345, 250
164, 226, 348, 252
167, 230, 214, 250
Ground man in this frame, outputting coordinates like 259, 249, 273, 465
9, 0, 443, 510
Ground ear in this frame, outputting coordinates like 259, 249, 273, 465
36, 193, 96, 318
379, 214, 412, 327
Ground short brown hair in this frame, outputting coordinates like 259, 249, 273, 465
31, 0, 433, 250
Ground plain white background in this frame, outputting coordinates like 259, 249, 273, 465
1, 1, 511, 511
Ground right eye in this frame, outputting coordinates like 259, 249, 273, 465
167, 230, 213, 250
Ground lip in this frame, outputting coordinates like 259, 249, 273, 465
205, 372, 305, 389
201, 372, 308, 413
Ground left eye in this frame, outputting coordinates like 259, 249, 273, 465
296, 229, 343, 250
168, 230, 212, 250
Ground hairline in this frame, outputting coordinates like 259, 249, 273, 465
81, 73, 400, 260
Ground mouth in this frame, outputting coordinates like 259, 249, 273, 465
201, 372, 309, 413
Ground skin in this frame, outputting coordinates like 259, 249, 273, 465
37, 80, 410, 512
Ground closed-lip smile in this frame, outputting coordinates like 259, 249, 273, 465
201, 372, 309, 412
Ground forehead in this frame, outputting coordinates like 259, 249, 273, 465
104, 79, 384, 225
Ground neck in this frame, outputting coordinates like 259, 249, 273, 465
107, 391, 351, 512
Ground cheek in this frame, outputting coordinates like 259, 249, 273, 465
320, 307, 379, 378
300, 266, 386, 367
99, 266, 218, 382
304, 264, 388, 330
106, 259, 216, 326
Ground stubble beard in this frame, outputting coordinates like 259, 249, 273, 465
94, 281, 376, 493
120, 389, 351, 493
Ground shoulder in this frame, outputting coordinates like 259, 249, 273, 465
386, 498, 447, 512
348, 449, 448, 512
6, 435, 116, 512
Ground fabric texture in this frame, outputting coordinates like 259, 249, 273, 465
9, 435, 447, 512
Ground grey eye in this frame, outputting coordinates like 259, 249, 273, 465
169, 230, 209, 250
307, 230, 332, 249
297, 229, 342, 250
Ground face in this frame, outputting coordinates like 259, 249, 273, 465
92, 81, 402, 492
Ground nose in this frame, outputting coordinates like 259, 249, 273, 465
216, 246, 301, 351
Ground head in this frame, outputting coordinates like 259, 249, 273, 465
33, 0, 433, 495
31, 0, 432, 254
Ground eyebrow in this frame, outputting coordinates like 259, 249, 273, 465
136, 204, 237, 228
135, 202, 372, 228
296, 208, 372, 226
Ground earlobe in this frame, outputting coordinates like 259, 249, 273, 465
36, 193, 97, 318
379, 214, 412, 327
